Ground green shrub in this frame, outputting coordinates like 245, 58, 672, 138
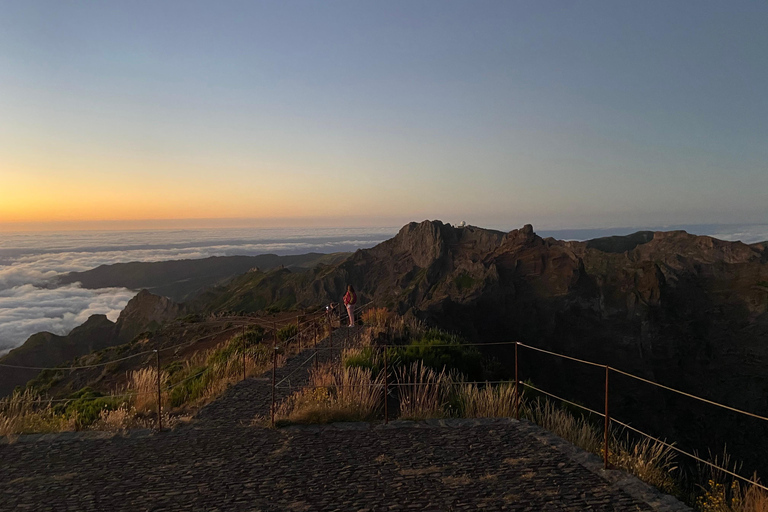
277, 324, 298, 342
343, 346, 379, 373
454, 273, 476, 291
57, 388, 124, 428
396, 329, 483, 380
163, 361, 185, 376
207, 327, 265, 366
169, 367, 209, 407
179, 313, 203, 323
25, 369, 65, 394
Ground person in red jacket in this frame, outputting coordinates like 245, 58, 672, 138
343, 284, 357, 327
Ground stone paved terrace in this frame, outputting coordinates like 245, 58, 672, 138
0, 327, 691, 512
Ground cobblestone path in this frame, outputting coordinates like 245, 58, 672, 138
194, 325, 355, 426
0, 328, 689, 512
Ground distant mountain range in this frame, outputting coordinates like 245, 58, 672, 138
56, 252, 350, 302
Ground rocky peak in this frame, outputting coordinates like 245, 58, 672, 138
389, 220, 452, 268
116, 290, 183, 342
501, 224, 539, 249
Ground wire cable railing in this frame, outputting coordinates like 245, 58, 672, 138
4, 301, 767, 496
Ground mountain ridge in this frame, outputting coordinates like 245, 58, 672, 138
57, 252, 350, 302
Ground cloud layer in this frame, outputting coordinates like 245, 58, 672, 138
0, 284, 135, 355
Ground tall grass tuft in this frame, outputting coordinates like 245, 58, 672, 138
694, 450, 768, 512
523, 398, 603, 454
276, 364, 384, 425
362, 308, 393, 328
128, 367, 169, 413
457, 382, 517, 418
612, 436, 678, 496
0, 390, 76, 436
395, 362, 451, 420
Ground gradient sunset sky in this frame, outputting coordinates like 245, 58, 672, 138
1, 1, 766, 231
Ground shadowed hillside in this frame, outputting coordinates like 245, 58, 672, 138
193, 220, 768, 476
57, 253, 349, 302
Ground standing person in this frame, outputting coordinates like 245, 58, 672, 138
343, 284, 357, 327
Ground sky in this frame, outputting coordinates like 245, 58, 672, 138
1, 1, 767, 231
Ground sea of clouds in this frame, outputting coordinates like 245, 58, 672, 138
1, 224, 766, 356
0, 227, 396, 355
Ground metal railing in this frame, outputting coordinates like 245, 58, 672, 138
0, 306, 346, 431
4, 304, 766, 493
271, 335, 768, 492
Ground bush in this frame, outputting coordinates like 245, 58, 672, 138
277, 324, 298, 342
396, 329, 483, 380
179, 313, 203, 323
207, 327, 265, 367
168, 367, 209, 407
58, 388, 125, 429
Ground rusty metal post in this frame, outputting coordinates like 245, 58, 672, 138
242, 326, 247, 381
155, 349, 162, 432
297, 316, 301, 351
383, 345, 389, 424
314, 322, 319, 369
604, 365, 610, 469
515, 342, 520, 420
346, 324, 350, 349
271, 323, 278, 428
328, 316, 332, 350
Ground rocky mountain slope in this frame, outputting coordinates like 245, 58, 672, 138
195, 220, 768, 474
0, 290, 185, 397
57, 252, 349, 302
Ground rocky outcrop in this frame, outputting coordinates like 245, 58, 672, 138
114, 289, 184, 342
198, 220, 768, 474
0, 291, 184, 398
0, 314, 117, 397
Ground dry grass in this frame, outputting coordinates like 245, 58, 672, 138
523, 398, 604, 454
360, 307, 426, 343
395, 362, 451, 420
0, 390, 76, 436
0, 317, 330, 437
457, 382, 517, 418
694, 451, 768, 512
523, 397, 681, 496
276, 365, 384, 425
362, 307, 393, 328
612, 436, 678, 495
128, 367, 169, 413
737, 481, 768, 512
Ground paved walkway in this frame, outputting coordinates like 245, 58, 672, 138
0, 328, 690, 512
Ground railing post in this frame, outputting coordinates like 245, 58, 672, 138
328, 316, 332, 350
242, 326, 247, 382
515, 342, 520, 420
314, 322, 319, 369
271, 323, 278, 428
155, 348, 162, 432
297, 316, 301, 351
383, 344, 389, 424
604, 365, 610, 469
